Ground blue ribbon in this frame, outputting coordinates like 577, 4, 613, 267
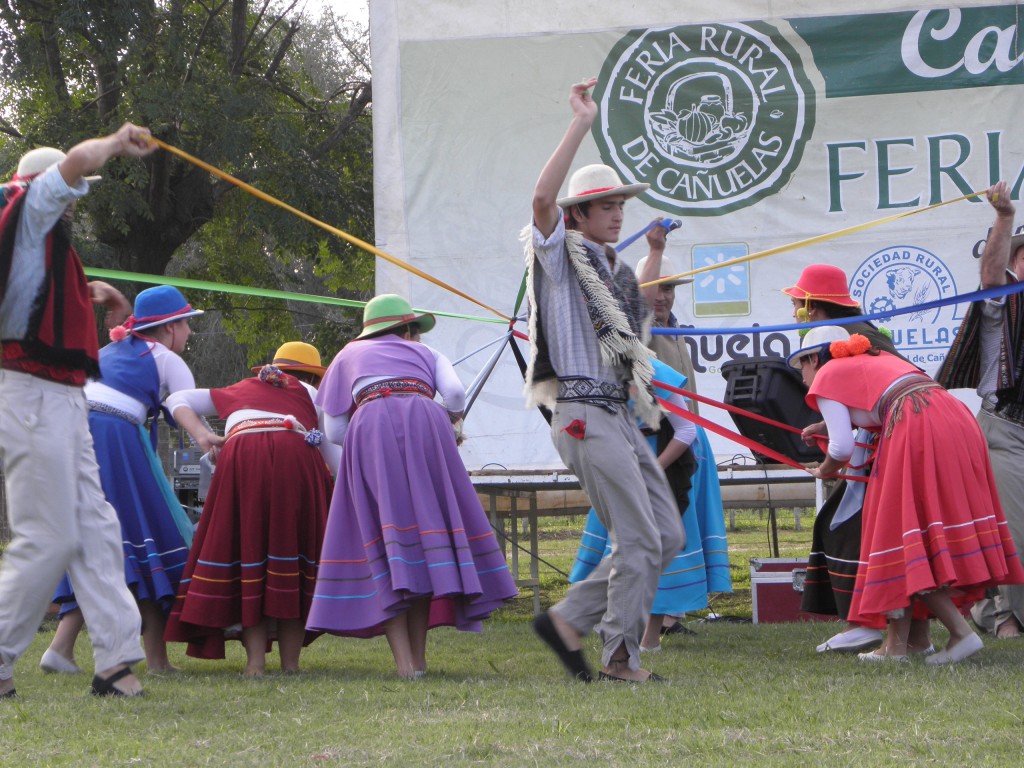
651, 280, 1024, 336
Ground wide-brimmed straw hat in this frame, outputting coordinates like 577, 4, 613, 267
787, 325, 850, 369
8, 146, 101, 185
356, 294, 436, 340
1010, 233, 1024, 256
251, 341, 326, 377
556, 164, 649, 208
782, 264, 859, 308
131, 285, 204, 331
635, 254, 694, 286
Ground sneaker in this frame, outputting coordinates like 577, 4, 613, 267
816, 626, 884, 653
925, 633, 984, 666
40, 648, 82, 675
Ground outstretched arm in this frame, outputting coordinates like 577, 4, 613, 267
638, 219, 670, 307
58, 122, 157, 188
981, 181, 1016, 289
533, 78, 598, 238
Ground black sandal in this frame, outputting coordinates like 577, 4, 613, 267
533, 612, 594, 682
0, 688, 16, 699
91, 666, 142, 697
660, 622, 696, 636
598, 670, 666, 683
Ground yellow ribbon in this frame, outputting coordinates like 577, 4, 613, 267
147, 137, 511, 322
641, 189, 988, 288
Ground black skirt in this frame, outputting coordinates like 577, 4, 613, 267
800, 479, 864, 619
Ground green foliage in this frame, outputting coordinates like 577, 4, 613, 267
0, 0, 374, 355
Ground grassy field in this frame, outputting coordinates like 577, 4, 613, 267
2, 509, 1023, 767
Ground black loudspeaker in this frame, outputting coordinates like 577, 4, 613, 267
720, 356, 824, 463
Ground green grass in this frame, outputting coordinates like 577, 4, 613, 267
3, 509, 1023, 766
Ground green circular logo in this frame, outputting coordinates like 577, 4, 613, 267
595, 22, 816, 216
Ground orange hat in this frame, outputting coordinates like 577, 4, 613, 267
251, 341, 326, 378
782, 264, 859, 308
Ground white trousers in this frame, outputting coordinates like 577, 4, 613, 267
0, 369, 141, 672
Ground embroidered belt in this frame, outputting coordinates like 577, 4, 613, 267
88, 401, 141, 425
227, 417, 290, 439
226, 416, 324, 447
556, 377, 628, 404
354, 378, 433, 407
878, 375, 941, 437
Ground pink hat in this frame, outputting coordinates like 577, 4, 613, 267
782, 264, 858, 307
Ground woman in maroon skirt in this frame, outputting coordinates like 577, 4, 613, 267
791, 326, 1024, 664
163, 342, 338, 676
306, 295, 516, 679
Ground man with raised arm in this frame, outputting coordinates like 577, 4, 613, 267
0, 123, 157, 698
937, 179, 1024, 640
525, 78, 683, 683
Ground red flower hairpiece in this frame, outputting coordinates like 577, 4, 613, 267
830, 333, 871, 359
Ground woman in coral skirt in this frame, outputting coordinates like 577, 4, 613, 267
791, 326, 1024, 664
306, 294, 517, 679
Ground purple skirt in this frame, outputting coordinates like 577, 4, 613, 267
306, 394, 516, 637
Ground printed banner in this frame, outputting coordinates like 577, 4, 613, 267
371, 1, 1022, 469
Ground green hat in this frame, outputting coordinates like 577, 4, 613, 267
356, 294, 436, 340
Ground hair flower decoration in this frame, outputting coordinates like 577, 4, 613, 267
258, 364, 287, 387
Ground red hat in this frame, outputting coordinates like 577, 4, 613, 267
782, 264, 859, 307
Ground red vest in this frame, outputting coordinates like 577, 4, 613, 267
807, 352, 922, 412
0, 183, 100, 382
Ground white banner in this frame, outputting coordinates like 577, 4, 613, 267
370, 0, 1023, 469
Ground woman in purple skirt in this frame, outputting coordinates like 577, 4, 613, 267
307, 294, 516, 679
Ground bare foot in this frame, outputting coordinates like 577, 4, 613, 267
242, 666, 265, 678
996, 618, 1022, 639
146, 664, 180, 675
96, 665, 144, 696
600, 658, 658, 681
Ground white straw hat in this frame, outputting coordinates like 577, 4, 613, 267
786, 325, 850, 369
556, 164, 649, 208
12, 147, 101, 183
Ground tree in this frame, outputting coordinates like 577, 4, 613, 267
0, 0, 374, 369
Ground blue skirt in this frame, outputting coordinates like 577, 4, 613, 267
52, 411, 191, 614
568, 427, 731, 613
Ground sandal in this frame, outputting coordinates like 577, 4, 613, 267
91, 666, 143, 697
660, 622, 696, 636
533, 612, 594, 682
598, 670, 666, 683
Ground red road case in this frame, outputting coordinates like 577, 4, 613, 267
750, 557, 815, 624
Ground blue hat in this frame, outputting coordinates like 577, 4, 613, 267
131, 286, 204, 331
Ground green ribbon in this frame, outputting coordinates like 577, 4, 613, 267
83, 267, 507, 325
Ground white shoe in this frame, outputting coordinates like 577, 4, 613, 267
39, 648, 82, 675
857, 650, 908, 663
639, 644, 662, 654
925, 633, 984, 666
816, 626, 884, 653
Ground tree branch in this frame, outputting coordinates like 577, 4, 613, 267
264, 19, 298, 80
312, 80, 372, 158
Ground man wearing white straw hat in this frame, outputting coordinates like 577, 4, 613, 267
0, 124, 157, 698
524, 78, 683, 683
